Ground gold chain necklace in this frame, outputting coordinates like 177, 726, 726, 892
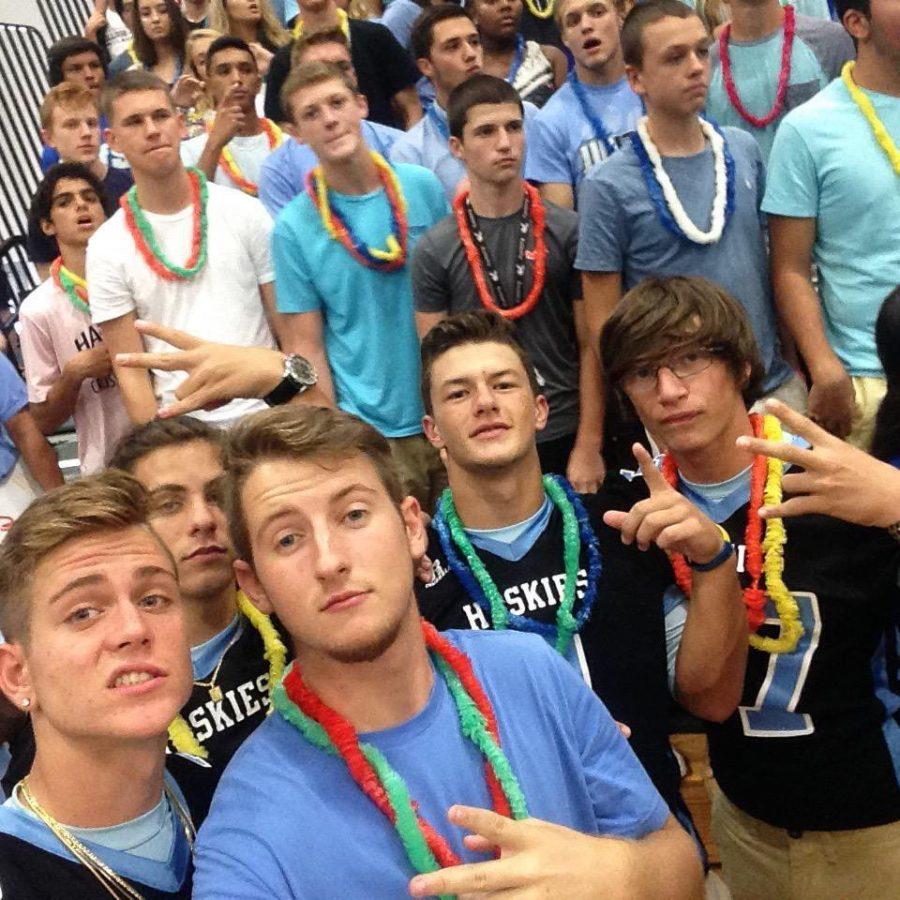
16, 778, 195, 900
192, 626, 242, 703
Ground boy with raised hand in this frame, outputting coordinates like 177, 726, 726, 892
180, 36, 285, 195
0, 471, 195, 898
191, 404, 704, 899
22, 163, 131, 475
525, 0, 642, 209
415, 310, 748, 865
600, 275, 900, 899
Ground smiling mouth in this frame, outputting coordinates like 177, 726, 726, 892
108, 666, 166, 689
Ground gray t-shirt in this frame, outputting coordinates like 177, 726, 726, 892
575, 126, 791, 393
412, 200, 582, 442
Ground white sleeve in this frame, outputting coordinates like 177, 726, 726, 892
86, 219, 137, 325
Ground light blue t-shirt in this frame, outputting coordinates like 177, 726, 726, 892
376, 0, 423, 51
259, 123, 404, 218
762, 77, 900, 377
0, 773, 192, 890
390, 101, 539, 200
0, 354, 28, 480
524, 76, 643, 196
192, 629, 669, 899
707, 14, 854, 162
576, 126, 791, 393
272, 162, 448, 436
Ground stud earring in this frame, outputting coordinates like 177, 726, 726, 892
21, 698, 31, 709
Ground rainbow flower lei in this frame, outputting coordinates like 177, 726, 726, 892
50, 257, 89, 315
218, 118, 284, 196
433, 475, 602, 655
631, 116, 735, 245
305, 151, 408, 271
842, 61, 900, 176
664, 413, 803, 655
121, 168, 209, 281
273, 621, 528, 895
167, 591, 287, 758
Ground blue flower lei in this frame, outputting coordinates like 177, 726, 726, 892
433, 474, 602, 655
629, 122, 735, 244
567, 71, 615, 153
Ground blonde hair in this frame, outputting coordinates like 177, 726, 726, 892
0, 471, 159, 645
207, 0, 290, 48
40, 82, 99, 131
280, 60, 358, 122
224, 406, 404, 564
185, 27, 224, 78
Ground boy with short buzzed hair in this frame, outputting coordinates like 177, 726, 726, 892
577, 0, 799, 469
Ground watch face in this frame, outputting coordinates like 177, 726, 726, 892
286, 355, 317, 387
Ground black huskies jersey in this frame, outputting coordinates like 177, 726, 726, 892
416, 485, 685, 822
709, 504, 900, 830
167, 615, 289, 825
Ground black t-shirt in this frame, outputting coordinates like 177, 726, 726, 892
415, 481, 686, 822
0, 835, 192, 899
2, 615, 288, 827
627, 472, 900, 831
265, 20, 420, 126
166, 615, 290, 825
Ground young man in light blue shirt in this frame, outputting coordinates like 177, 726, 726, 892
764, 0, 900, 449
525, 0, 643, 209
577, 0, 798, 470
272, 61, 449, 510
390, 5, 488, 198
191, 404, 704, 900
258, 28, 404, 218
707, 0, 854, 162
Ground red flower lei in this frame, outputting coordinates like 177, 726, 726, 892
719, 6, 796, 129
454, 182, 547, 320
282, 621, 516, 868
216, 118, 283, 196
662, 412, 768, 632
121, 168, 208, 282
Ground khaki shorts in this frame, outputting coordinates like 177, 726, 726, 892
847, 375, 887, 451
711, 786, 900, 900
387, 433, 447, 515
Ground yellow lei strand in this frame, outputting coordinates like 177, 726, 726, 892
313, 151, 407, 262
523, 0, 555, 19
167, 592, 288, 757
293, 7, 349, 38
842, 61, 900, 176
748, 415, 804, 655
219, 119, 284, 196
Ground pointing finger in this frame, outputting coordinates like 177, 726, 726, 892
633, 443, 668, 493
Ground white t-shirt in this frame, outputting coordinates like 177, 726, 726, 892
18, 278, 132, 474
180, 131, 275, 192
86, 182, 276, 426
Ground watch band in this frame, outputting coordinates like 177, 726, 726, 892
687, 524, 735, 572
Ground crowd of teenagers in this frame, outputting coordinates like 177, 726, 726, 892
0, 0, 897, 896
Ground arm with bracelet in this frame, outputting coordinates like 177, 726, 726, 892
604, 445, 747, 722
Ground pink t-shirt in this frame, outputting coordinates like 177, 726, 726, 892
18, 279, 132, 474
